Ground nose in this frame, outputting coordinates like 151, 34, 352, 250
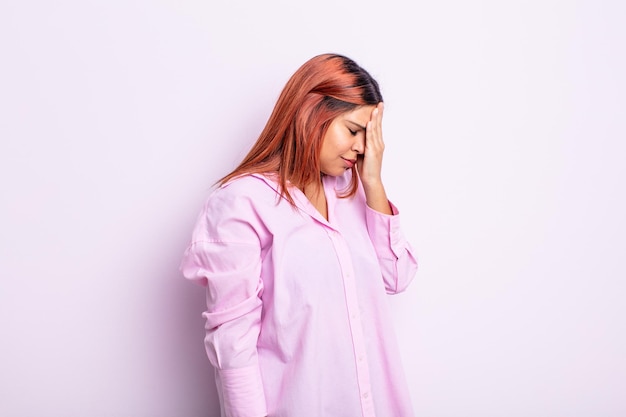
352, 135, 365, 154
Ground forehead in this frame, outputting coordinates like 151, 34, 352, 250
340, 105, 375, 124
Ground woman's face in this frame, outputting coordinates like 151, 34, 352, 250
319, 105, 375, 176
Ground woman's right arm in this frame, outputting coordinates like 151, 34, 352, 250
180, 189, 268, 417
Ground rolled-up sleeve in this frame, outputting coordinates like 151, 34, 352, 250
180, 190, 268, 417
365, 201, 418, 294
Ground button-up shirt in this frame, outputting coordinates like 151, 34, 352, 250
180, 171, 418, 417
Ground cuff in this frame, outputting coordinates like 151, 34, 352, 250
218, 365, 267, 417
365, 201, 405, 260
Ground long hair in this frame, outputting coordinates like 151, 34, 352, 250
218, 53, 383, 205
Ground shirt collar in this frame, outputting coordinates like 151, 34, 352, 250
248, 173, 343, 229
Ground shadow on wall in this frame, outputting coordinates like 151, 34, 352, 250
171, 274, 221, 416
172, 248, 221, 416
148, 216, 222, 416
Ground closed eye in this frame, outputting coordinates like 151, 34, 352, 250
346, 120, 366, 135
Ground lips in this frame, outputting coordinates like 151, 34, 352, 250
342, 157, 356, 168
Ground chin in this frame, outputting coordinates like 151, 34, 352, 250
321, 167, 350, 177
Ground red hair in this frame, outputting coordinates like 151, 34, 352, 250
218, 53, 383, 205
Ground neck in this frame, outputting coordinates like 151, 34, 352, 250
301, 173, 324, 195
302, 178, 328, 220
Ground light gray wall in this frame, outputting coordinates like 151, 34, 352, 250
1, 1, 624, 416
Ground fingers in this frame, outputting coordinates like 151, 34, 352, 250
359, 102, 385, 184
374, 102, 384, 129
365, 102, 385, 152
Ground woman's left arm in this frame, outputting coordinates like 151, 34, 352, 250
365, 204, 418, 294
358, 102, 418, 293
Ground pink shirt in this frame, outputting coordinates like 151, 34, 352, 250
180, 171, 418, 417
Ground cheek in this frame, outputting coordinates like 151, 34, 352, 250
322, 124, 352, 155
340, 136, 354, 151
328, 138, 348, 154
322, 134, 340, 153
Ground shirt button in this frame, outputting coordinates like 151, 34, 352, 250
363, 392, 369, 399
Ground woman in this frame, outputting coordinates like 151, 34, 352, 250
180, 53, 418, 417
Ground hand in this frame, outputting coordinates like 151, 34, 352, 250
356, 102, 385, 186
357, 102, 392, 215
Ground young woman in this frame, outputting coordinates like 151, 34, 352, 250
181, 53, 418, 417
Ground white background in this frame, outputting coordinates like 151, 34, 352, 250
1, 1, 625, 416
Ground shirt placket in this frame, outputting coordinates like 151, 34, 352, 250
327, 228, 376, 417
